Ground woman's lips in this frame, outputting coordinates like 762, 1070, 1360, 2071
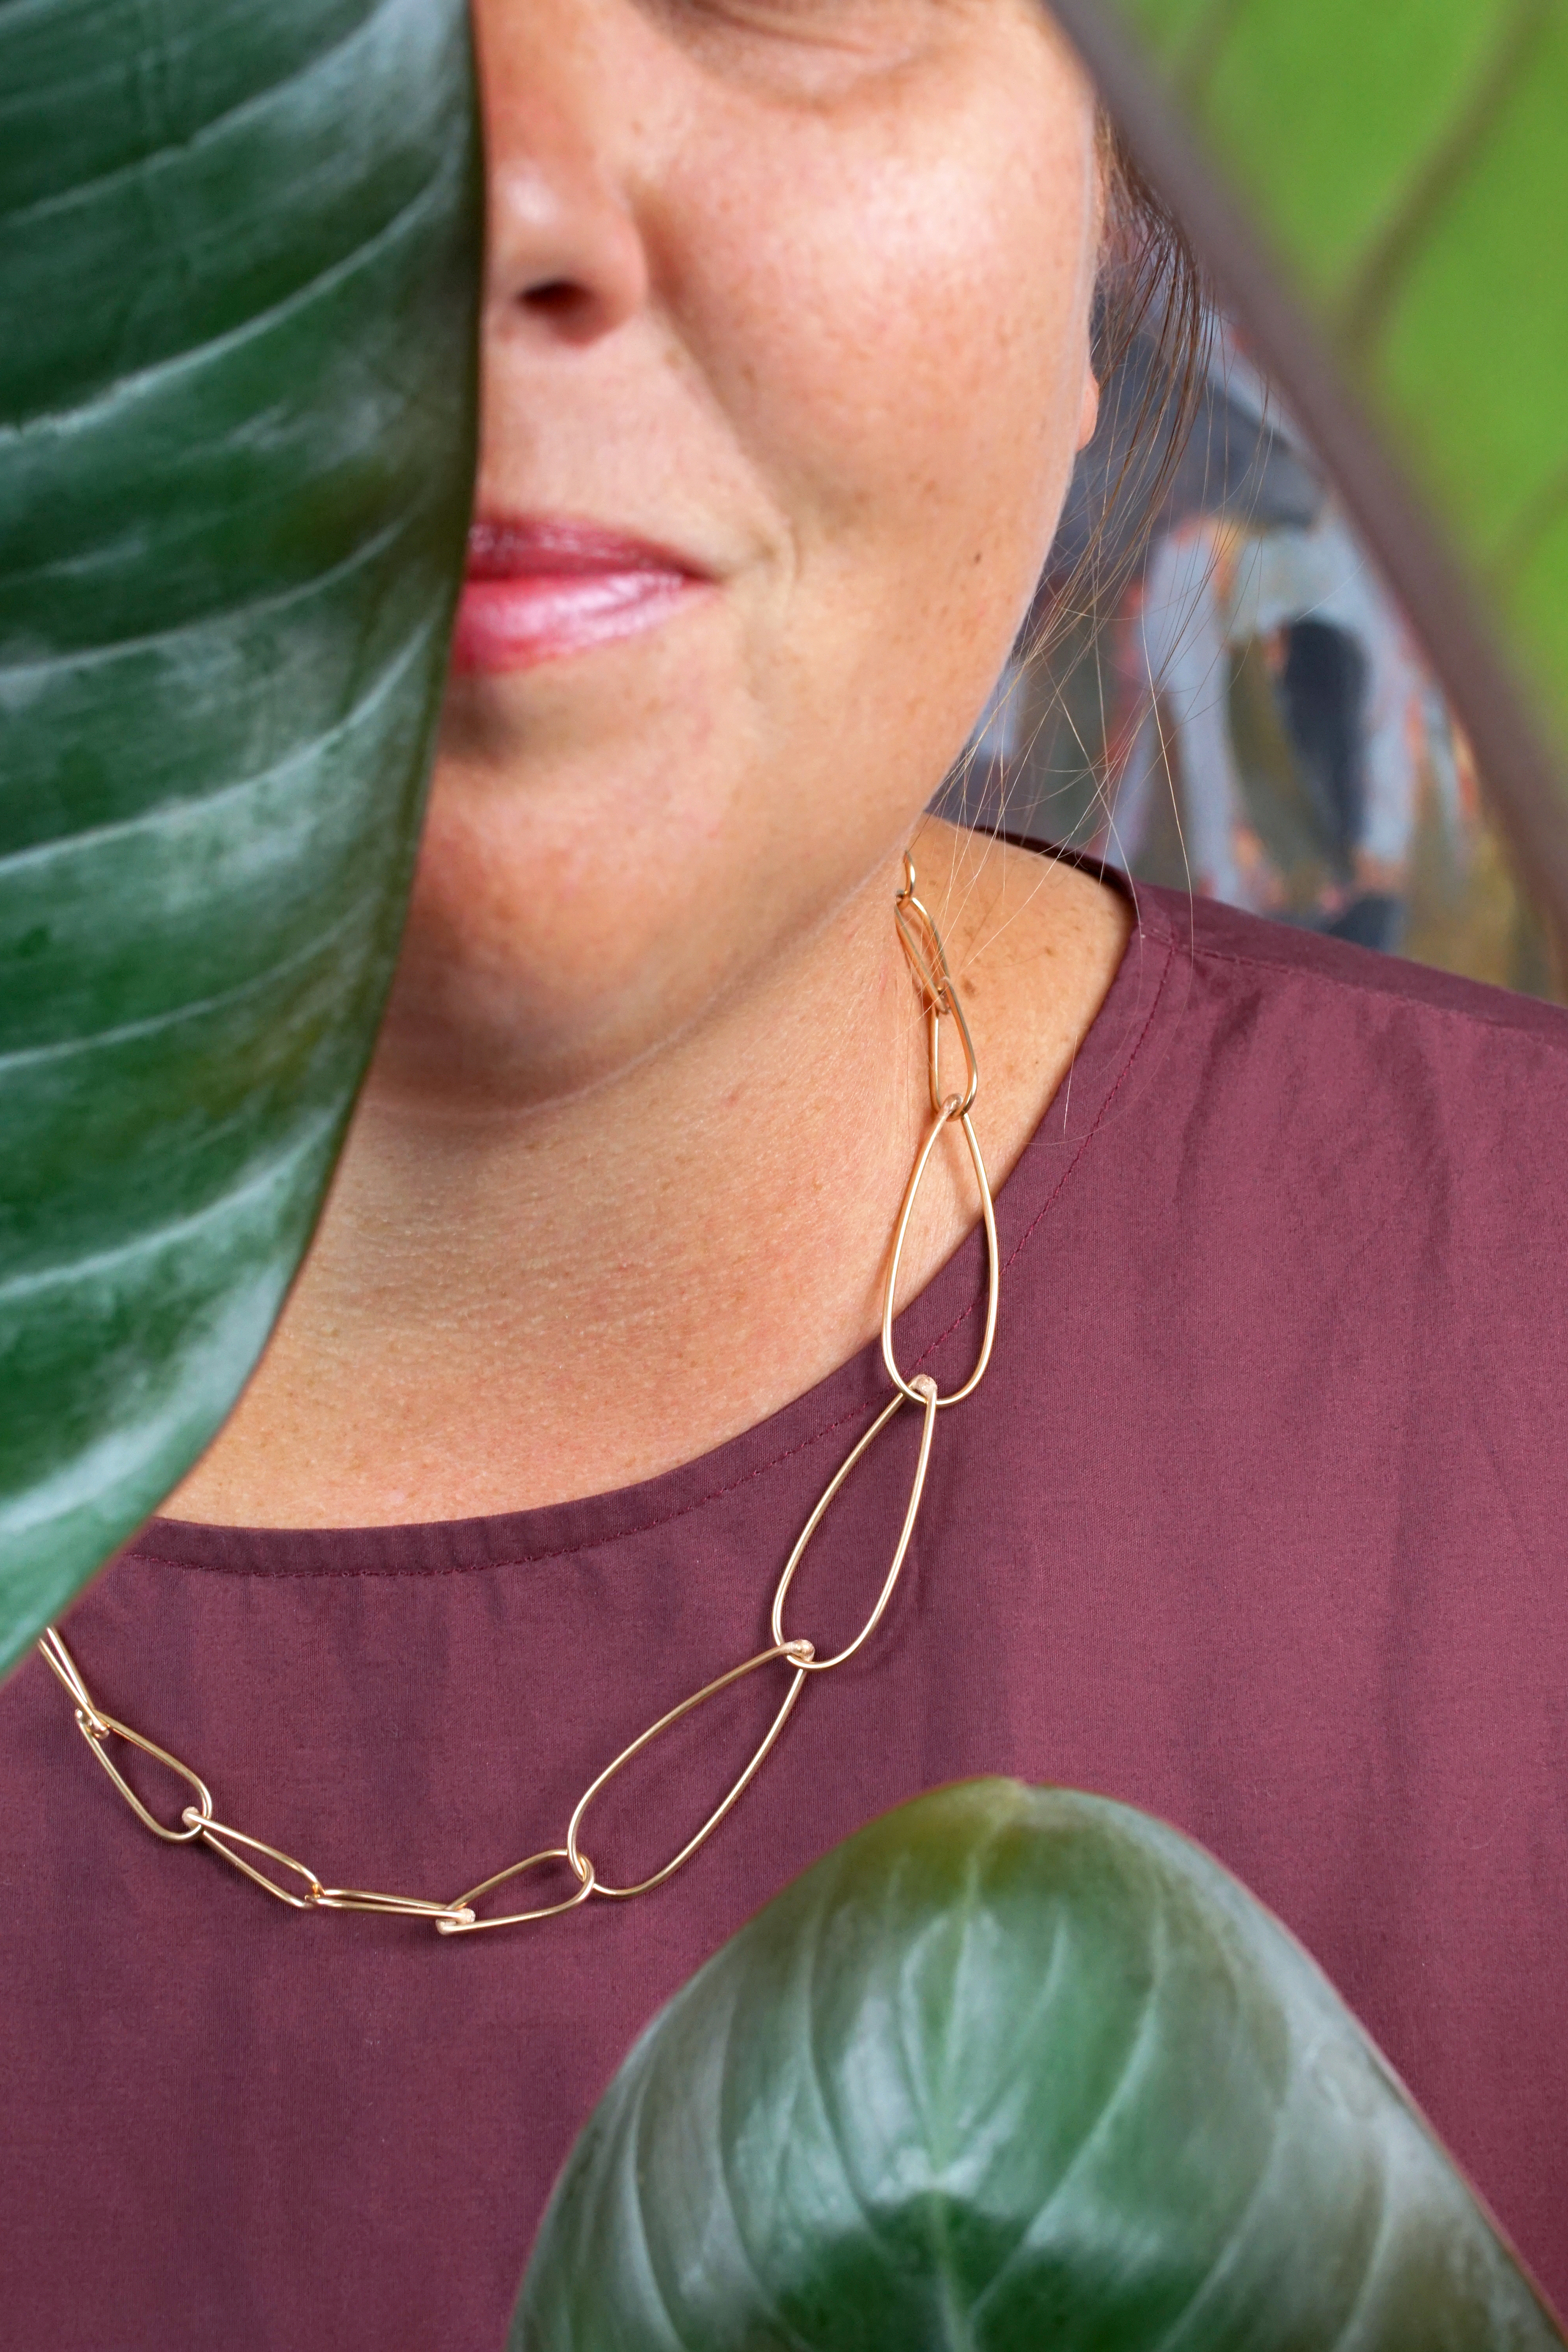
452, 516, 712, 673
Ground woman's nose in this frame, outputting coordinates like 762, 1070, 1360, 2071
476, 0, 651, 345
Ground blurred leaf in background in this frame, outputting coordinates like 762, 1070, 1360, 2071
1125, 0, 1568, 731
0, 0, 482, 1672
1050, 0, 1568, 927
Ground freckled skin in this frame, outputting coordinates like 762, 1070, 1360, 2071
405, 0, 1102, 1095
168, 0, 1130, 1527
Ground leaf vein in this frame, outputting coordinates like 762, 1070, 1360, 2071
0, 159, 458, 447
0, 0, 396, 231
1337, 0, 1557, 360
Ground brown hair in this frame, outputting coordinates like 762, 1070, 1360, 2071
1055, 118, 1211, 637
1095, 119, 1208, 489
948, 120, 1208, 841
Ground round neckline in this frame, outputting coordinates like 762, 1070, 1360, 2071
129, 882, 1184, 1578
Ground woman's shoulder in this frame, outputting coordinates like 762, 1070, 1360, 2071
1167, 884, 1568, 1050
1088, 882, 1568, 1319
1133, 881, 1568, 1118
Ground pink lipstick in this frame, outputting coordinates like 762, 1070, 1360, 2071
452, 516, 711, 673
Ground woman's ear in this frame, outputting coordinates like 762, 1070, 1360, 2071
1077, 367, 1101, 453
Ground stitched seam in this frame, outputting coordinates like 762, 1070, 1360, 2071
126, 1398, 879, 1580
1189, 939, 1568, 1049
131, 921, 1178, 1581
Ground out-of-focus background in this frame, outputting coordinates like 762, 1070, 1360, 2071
937, 318, 1564, 1002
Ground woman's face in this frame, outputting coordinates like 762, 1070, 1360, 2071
391, 0, 1102, 1100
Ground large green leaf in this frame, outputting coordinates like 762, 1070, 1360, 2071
0, 0, 482, 1668
518, 1782, 1563, 2349
1054, 0, 1568, 926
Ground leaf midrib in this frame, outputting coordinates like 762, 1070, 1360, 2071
1334, 0, 1557, 364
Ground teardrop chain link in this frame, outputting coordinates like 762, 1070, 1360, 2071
36, 856, 999, 1936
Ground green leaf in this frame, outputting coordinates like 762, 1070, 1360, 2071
517, 1781, 1564, 2349
0, 0, 482, 1671
1054, 0, 1568, 929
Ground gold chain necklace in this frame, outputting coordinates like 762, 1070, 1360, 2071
37, 860, 999, 1937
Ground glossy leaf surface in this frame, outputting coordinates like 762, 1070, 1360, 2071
1055, 0, 1568, 918
0, 0, 481, 1669
519, 1781, 1563, 2350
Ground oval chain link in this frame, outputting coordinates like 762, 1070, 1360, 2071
34, 857, 998, 1936
771, 1377, 938, 1672
565, 1642, 813, 1898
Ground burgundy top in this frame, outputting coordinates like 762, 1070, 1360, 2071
4, 884, 1568, 2349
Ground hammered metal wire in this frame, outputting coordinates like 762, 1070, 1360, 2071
37, 1624, 107, 1732
565, 1643, 813, 1898
882, 1101, 998, 1408
437, 1848, 594, 1935
188, 1815, 326, 1909
771, 1378, 938, 1671
895, 856, 979, 1119
36, 857, 999, 1936
79, 1715, 213, 1843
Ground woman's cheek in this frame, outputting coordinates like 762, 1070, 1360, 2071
674, 107, 1093, 611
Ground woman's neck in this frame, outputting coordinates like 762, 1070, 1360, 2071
163, 829, 1129, 1527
